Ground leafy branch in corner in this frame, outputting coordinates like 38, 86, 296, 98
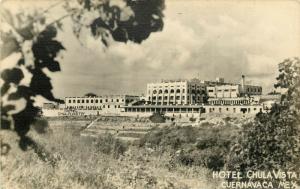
0, 0, 165, 153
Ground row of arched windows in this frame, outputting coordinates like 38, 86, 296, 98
151, 89, 205, 94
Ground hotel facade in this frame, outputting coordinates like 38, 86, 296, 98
146, 79, 206, 105
42, 76, 279, 118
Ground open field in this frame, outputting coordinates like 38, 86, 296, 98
1, 116, 245, 189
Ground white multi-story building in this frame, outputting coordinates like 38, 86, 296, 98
207, 75, 262, 98
146, 79, 206, 105
65, 95, 140, 114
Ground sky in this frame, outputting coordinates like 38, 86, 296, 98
2, 0, 300, 99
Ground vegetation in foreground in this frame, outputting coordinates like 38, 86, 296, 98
1, 121, 222, 189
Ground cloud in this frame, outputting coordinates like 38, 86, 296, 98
5, 0, 299, 98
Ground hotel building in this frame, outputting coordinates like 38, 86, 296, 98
146, 79, 207, 105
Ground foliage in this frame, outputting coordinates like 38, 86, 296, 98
140, 125, 237, 170
2, 124, 220, 189
93, 133, 128, 158
149, 112, 166, 123
84, 92, 98, 97
0, 0, 165, 151
226, 57, 300, 183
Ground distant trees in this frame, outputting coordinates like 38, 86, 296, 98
226, 57, 300, 183
84, 93, 98, 97
0, 0, 165, 150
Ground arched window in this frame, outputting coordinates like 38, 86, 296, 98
158, 89, 163, 94
191, 89, 195, 93
153, 90, 157, 94
170, 89, 175, 93
164, 89, 168, 93
176, 89, 181, 93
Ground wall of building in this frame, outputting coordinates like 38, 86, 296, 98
208, 97, 253, 105
204, 105, 263, 115
65, 95, 140, 114
146, 80, 206, 105
207, 84, 262, 98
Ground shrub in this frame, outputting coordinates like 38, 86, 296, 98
149, 112, 166, 123
189, 117, 197, 122
226, 58, 300, 186
94, 133, 128, 158
141, 125, 237, 171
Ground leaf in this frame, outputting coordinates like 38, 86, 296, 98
7, 86, 31, 101
32, 27, 64, 72
111, 27, 128, 42
1, 68, 24, 84
13, 100, 38, 138
2, 105, 16, 113
91, 18, 110, 37
1, 83, 10, 96
47, 60, 61, 72
29, 69, 56, 101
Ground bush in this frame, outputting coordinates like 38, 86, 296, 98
94, 133, 128, 158
141, 125, 237, 171
226, 58, 300, 187
149, 112, 166, 123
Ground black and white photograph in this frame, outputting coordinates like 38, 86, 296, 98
0, 0, 300, 188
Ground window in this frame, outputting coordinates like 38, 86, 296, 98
111, 99, 113, 102
105, 99, 108, 102
100, 99, 102, 103
183, 89, 185, 93
86, 100, 89, 103
233, 108, 236, 113
118, 105, 120, 108
117, 99, 119, 102
208, 90, 214, 92
159, 90, 163, 94
81, 100, 84, 103
219, 108, 222, 113
176, 89, 180, 93
108, 105, 110, 108
115, 105, 117, 108
77, 100, 80, 103
103, 105, 105, 108
91, 100, 93, 103
73, 100, 75, 103
164, 89, 168, 93
224, 89, 229, 92
95, 100, 98, 103
226, 108, 229, 111
153, 90, 157, 94
69, 100, 71, 103
170, 89, 175, 93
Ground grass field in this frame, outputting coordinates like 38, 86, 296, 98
0, 116, 233, 189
